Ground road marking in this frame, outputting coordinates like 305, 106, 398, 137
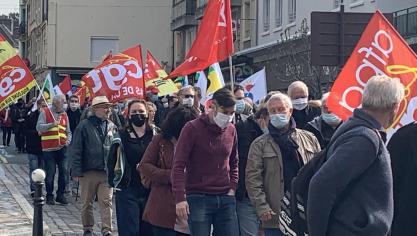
0, 154, 8, 164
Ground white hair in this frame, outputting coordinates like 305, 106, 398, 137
52, 94, 65, 103
288, 81, 309, 98
362, 75, 405, 111
267, 92, 293, 109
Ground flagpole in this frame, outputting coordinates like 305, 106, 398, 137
228, 56, 234, 92
35, 80, 57, 122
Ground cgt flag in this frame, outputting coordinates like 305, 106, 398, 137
0, 34, 36, 109
82, 45, 145, 103
144, 50, 178, 96
328, 11, 417, 137
168, 0, 234, 78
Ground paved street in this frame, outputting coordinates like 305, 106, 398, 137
0, 144, 119, 236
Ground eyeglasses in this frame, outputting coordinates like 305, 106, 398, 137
184, 95, 194, 99
130, 110, 146, 115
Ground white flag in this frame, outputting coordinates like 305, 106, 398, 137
195, 71, 208, 105
240, 68, 267, 104
32, 73, 56, 111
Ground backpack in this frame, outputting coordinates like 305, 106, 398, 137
278, 122, 382, 236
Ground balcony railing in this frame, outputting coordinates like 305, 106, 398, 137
394, 6, 417, 39
171, 0, 198, 31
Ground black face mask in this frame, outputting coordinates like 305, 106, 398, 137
130, 114, 147, 127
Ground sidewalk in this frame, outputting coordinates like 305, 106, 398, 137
0, 147, 119, 235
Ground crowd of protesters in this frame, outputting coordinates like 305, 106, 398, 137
7, 74, 416, 236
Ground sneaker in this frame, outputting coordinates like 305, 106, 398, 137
46, 196, 55, 205
55, 195, 69, 205
83, 230, 93, 236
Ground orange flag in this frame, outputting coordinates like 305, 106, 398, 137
82, 45, 145, 102
168, 0, 234, 78
144, 50, 168, 81
328, 11, 417, 136
0, 34, 37, 109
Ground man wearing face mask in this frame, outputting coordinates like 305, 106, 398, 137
246, 92, 320, 236
66, 95, 82, 134
177, 85, 196, 108
307, 76, 405, 236
69, 96, 117, 236
305, 92, 342, 149
225, 84, 250, 123
36, 94, 72, 205
288, 81, 321, 129
172, 87, 239, 236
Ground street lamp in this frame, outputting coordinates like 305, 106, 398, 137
31, 169, 45, 236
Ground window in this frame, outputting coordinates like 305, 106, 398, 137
275, 0, 282, 27
90, 37, 119, 63
288, 0, 296, 23
334, 0, 340, 8
263, 0, 270, 32
244, 1, 251, 38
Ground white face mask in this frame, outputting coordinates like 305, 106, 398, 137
63, 104, 68, 111
163, 102, 169, 108
235, 99, 245, 114
214, 112, 233, 129
292, 98, 308, 110
270, 114, 290, 129
182, 98, 194, 107
321, 112, 341, 125
70, 103, 79, 111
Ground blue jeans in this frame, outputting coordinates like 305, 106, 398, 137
28, 154, 43, 192
116, 185, 152, 236
236, 197, 260, 236
152, 225, 189, 236
187, 194, 239, 236
43, 148, 68, 197
264, 228, 284, 236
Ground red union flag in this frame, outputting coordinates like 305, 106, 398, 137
82, 45, 145, 102
168, 0, 234, 78
328, 11, 417, 135
0, 35, 36, 109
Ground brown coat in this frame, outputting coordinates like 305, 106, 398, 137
137, 134, 176, 229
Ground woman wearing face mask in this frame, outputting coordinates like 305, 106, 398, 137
138, 106, 198, 236
108, 99, 156, 236
305, 93, 342, 149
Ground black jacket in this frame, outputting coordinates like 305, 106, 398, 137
24, 110, 42, 155
66, 108, 82, 134
292, 105, 321, 129
235, 116, 263, 200
69, 116, 117, 177
387, 123, 417, 236
305, 116, 341, 149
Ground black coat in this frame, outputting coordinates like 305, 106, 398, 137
24, 110, 42, 155
291, 105, 321, 129
66, 108, 82, 134
387, 123, 417, 236
235, 116, 263, 201
305, 116, 341, 149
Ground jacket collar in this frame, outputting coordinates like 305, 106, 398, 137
353, 108, 383, 131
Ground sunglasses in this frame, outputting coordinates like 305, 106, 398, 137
184, 95, 194, 99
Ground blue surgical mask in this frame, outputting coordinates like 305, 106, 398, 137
270, 114, 290, 129
322, 112, 341, 125
235, 99, 245, 114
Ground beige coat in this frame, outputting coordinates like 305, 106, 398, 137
245, 129, 321, 229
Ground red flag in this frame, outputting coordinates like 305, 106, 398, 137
58, 75, 72, 94
328, 11, 417, 135
168, 0, 234, 78
74, 86, 86, 106
144, 50, 168, 81
82, 45, 145, 103
0, 34, 37, 109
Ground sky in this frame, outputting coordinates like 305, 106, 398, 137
0, 0, 19, 16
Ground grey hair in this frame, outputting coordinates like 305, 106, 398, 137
52, 94, 65, 103
267, 92, 293, 109
362, 75, 405, 111
288, 81, 309, 98
178, 85, 195, 96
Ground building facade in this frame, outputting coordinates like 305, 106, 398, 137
19, 0, 173, 88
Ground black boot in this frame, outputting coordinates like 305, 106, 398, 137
56, 194, 68, 205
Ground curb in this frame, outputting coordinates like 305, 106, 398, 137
0, 164, 50, 235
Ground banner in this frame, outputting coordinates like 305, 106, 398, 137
143, 50, 178, 96
195, 71, 208, 104
74, 86, 87, 106
206, 62, 225, 99
328, 11, 417, 137
240, 68, 267, 104
53, 75, 72, 96
0, 35, 36, 110
168, 0, 234, 78
82, 45, 145, 103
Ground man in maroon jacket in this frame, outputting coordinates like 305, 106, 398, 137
172, 87, 239, 236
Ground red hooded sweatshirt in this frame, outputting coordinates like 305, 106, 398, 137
171, 113, 239, 203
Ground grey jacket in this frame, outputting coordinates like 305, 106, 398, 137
36, 107, 72, 152
307, 109, 392, 236
245, 128, 321, 229
69, 117, 117, 177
